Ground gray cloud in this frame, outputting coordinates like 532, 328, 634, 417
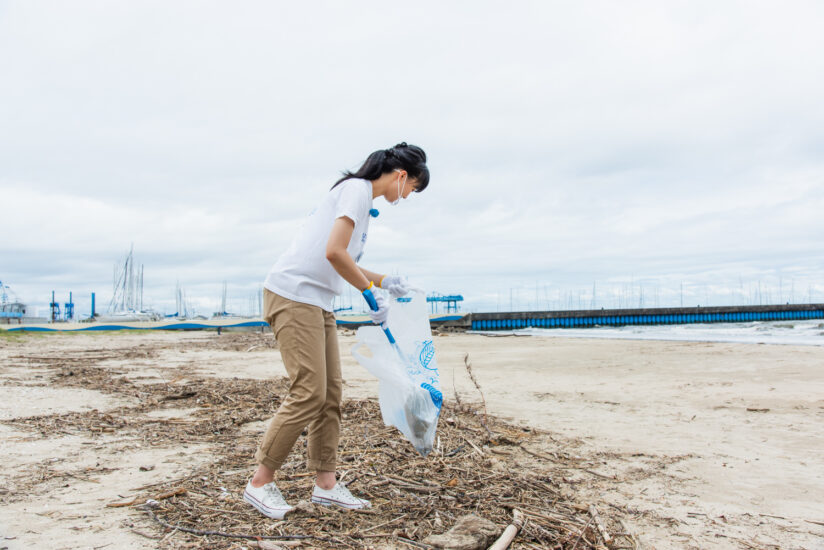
2, 1, 823, 316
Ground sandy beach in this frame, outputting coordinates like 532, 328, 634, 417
1, 329, 822, 549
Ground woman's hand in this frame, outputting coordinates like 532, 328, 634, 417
362, 287, 390, 325
380, 275, 418, 298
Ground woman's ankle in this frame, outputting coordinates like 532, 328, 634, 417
315, 470, 336, 490
251, 464, 276, 487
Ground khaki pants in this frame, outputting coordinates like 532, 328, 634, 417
255, 289, 342, 472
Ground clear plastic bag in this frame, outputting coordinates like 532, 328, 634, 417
351, 289, 442, 456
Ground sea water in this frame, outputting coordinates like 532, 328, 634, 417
477, 319, 824, 346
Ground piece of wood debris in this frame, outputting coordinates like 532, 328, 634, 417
588, 505, 611, 545
618, 519, 642, 550
160, 391, 197, 401
107, 486, 186, 507
248, 541, 288, 550
462, 435, 485, 456
490, 447, 513, 456
488, 509, 525, 550
518, 444, 555, 462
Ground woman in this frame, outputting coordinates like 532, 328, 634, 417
244, 142, 430, 518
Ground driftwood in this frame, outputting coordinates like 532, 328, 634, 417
487, 509, 525, 550
424, 514, 500, 549
248, 541, 303, 549
619, 519, 642, 550
570, 516, 595, 550
588, 505, 611, 545
107, 487, 186, 507
248, 541, 291, 549
159, 391, 197, 401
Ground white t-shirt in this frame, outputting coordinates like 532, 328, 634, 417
264, 179, 373, 312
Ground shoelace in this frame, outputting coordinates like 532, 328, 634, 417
265, 484, 286, 503
333, 484, 361, 502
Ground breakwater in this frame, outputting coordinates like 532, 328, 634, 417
5, 305, 823, 333
3, 313, 464, 332
467, 303, 824, 331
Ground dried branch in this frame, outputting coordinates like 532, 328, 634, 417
463, 353, 493, 438
141, 507, 338, 544
107, 487, 186, 507
452, 357, 463, 407
571, 516, 595, 550
588, 504, 611, 545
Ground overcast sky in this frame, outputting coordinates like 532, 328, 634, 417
2, 1, 823, 317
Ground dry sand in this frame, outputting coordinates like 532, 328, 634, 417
1, 329, 822, 549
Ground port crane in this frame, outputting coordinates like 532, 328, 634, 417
0, 280, 26, 322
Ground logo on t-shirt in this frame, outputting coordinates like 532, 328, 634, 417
361, 232, 367, 244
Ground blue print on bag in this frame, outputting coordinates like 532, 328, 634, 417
421, 383, 443, 409
419, 340, 436, 370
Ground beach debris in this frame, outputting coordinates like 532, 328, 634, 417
284, 499, 315, 517
588, 505, 611, 545
106, 487, 186, 508
160, 391, 197, 401
488, 509, 525, 550
570, 515, 596, 549
141, 508, 336, 545
463, 353, 491, 438
248, 541, 292, 549
5, 333, 620, 549
746, 407, 770, 412
617, 518, 643, 549
422, 513, 499, 549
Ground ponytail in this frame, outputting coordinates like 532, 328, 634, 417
332, 142, 430, 192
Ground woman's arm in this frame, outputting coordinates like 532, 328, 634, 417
358, 266, 386, 286
325, 217, 376, 291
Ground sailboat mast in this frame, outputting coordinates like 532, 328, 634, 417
139, 265, 144, 311
221, 281, 227, 315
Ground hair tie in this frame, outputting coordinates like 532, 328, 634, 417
396, 142, 408, 148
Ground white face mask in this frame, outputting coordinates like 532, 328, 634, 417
390, 169, 408, 206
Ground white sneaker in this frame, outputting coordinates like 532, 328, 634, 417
311, 482, 371, 510
243, 480, 293, 519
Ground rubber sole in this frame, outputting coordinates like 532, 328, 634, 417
311, 495, 370, 510
243, 489, 292, 519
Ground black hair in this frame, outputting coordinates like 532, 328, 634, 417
332, 142, 429, 192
